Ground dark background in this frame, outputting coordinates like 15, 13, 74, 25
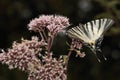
0, 0, 120, 80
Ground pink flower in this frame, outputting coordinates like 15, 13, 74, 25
28, 15, 54, 32
71, 39, 82, 50
70, 39, 85, 58
0, 15, 69, 80
0, 36, 46, 71
0, 36, 67, 80
28, 53, 67, 80
28, 15, 70, 36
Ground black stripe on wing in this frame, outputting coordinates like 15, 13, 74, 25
83, 20, 97, 39
103, 19, 114, 34
98, 18, 114, 36
78, 24, 90, 39
67, 25, 90, 42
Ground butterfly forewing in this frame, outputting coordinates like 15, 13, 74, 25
67, 18, 114, 47
102, 19, 114, 35
67, 25, 90, 42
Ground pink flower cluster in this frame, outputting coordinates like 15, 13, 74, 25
28, 53, 66, 80
70, 39, 85, 58
0, 36, 44, 71
0, 36, 67, 80
28, 15, 70, 35
0, 14, 84, 80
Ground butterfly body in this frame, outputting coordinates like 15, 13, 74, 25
67, 18, 114, 61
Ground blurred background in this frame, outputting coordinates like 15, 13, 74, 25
0, 0, 120, 80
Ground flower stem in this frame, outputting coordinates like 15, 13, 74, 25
65, 50, 72, 68
47, 36, 54, 54
42, 30, 47, 41
39, 31, 45, 41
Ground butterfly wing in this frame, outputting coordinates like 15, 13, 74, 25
67, 24, 91, 43
97, 18, 114, 36
67, 18, 114, 62
67, 18, 114, 43
84, 18, 114, 42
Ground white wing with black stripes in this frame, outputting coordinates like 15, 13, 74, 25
67, 18, 114, 43
67, 18, 114, 62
